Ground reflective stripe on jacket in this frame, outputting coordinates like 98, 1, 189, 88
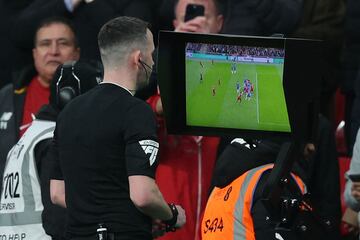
202, 164, 305, 240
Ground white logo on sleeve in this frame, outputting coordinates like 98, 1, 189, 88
275, 233, 284, 240
139, 140, 159, 166
231, 138, 257, 149
0, 112, 13, 130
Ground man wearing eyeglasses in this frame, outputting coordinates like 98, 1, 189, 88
0, 16, 80, 186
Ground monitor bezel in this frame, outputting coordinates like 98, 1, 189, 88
157, 31, 321, 142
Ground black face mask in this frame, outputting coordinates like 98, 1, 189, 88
138, 59, 153, 81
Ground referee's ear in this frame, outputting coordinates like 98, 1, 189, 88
131, 50, 142, 70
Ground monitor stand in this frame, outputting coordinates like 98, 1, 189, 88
261, 141, 333, 239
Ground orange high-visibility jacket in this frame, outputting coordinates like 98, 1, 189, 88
201, 164, 305, 240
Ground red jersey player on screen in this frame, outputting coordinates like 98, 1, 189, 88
236, 91, 243, 103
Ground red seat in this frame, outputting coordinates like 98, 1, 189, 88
335, 89, 348, 156
339, 156, 352, 236
335, 88, 345, 128
339, 156, 351, 213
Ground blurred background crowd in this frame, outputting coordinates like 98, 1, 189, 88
2, 0, 360, 239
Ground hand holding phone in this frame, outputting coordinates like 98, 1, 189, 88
184, 4, 205, 22
175, 4, 207, 33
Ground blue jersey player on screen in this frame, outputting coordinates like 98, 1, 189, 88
243, 79, 254, 100
236, 81, 241, 95
231, 57, 237, 74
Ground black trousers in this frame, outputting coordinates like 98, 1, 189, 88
69, 233, 114, 240
69, 232, 152, 240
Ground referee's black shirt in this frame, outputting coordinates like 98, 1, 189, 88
51, 83, 159, 239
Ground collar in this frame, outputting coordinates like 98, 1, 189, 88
13, 65, 38, 90
100, 81, 135, 96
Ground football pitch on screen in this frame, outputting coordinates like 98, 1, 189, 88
185, 59, 291, 132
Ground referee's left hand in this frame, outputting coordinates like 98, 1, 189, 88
174, 205, 186, 228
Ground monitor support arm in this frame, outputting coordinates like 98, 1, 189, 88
261, 141, 333, 239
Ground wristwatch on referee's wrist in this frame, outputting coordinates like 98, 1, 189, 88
163, 203, 178, 232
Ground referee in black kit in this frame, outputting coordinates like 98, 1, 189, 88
49, 16, 186, 240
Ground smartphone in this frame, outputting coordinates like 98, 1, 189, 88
348, 174, 360, 182
184, 4, 205, 22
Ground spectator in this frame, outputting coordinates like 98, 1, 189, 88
0, 16, 80, 191
345, 130, 360, 213
290, 0, 345, 127
11, 0, 159, 68
157, 0, 177, 32
0, 60, 100, 239
344, 128, 360, 240
0, 0, 33, 89
147, 0, 223, 239
223, 0, 303, 36
343, 0, 360, 156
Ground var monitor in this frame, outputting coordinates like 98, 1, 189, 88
158, 31, 322, 141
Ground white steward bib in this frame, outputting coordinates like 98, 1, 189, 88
0, 119, 55, 240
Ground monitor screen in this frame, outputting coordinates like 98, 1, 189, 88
158, 31, 321, 141
185, 43, 290, 133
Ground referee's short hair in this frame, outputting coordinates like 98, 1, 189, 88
98, 16, 150, 69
